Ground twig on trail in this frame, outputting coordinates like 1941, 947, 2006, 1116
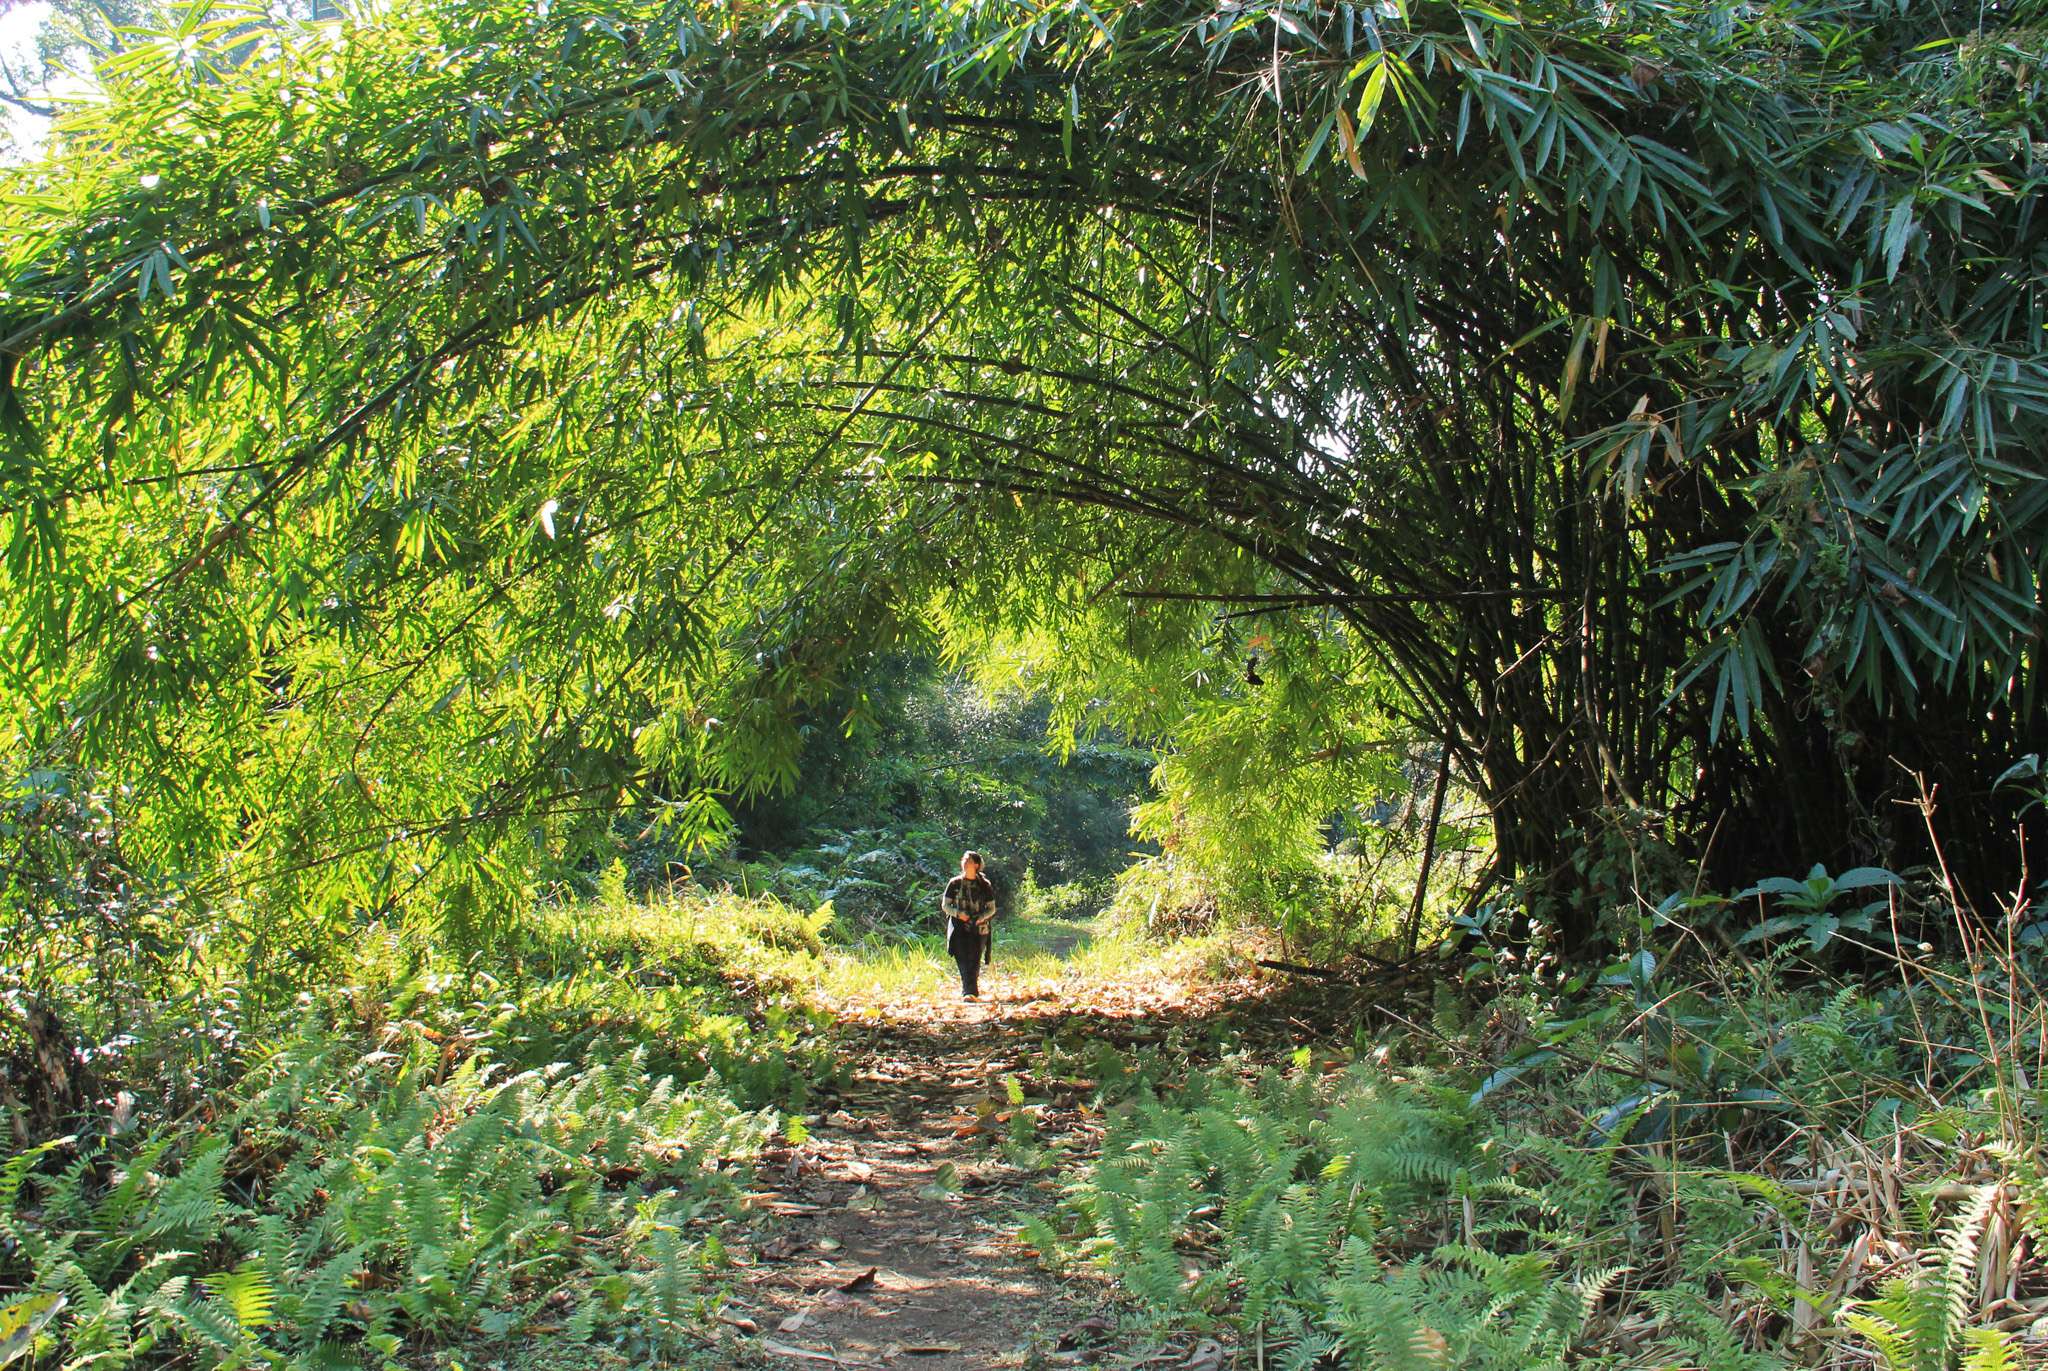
1255, 956, 1421, 985
1257, 958, 1358, 983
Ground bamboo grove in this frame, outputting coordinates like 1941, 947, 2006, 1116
0, 0, 2043, 955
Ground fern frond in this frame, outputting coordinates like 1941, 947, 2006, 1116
291, 1243, 366, 1349
1959, 1327, 2021, 1371
1939, 1183, 2002, 1354
162, 1293, 252, 1360
0, 1137, 68, 1209
204, 1261, 276, 1330
1843, 1278, 1946, 1371
1573, 1263, 1631, 1331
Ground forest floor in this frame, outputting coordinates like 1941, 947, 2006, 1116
713, 908, 1285, 1370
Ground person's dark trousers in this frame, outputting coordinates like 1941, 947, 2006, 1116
951, 930, 983, 996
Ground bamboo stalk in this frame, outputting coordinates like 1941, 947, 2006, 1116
1403, 747, 1453, 960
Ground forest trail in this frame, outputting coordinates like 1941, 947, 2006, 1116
721, 917, 1266, 1370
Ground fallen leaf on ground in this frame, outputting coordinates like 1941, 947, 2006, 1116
757, 1233, 809, 1261
837, 1266, 879, 1293
748, 1195, 824, 1215
717, 1313, 761, 1333
777, 1311, 809, 1333
760, 1338, 840, 1363
899, 1346, 960, 1356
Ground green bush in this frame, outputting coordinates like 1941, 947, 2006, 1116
723, 899, 833, 957
1104, 855, 1220, 940
0, 880, 847, 1369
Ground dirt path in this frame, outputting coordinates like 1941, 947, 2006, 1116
719, 967, 1266, 1370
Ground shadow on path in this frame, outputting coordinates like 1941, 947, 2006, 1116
722, 954, 1294, 1370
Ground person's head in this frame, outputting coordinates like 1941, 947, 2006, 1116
961, 850, 983, 878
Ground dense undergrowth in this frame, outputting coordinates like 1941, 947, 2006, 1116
0, 660, 1173, 1369
0, 0, 2042, 1357
1032, 893, 2048, 1371
7, 685, 2046, 1370
0, 893, 838, 1370
9, 856, 2048, 1370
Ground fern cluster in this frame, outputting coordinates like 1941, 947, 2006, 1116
1, 987, 784, 1368
1063, 1063, 1661, 1370
1839, 1175, 2039, 1371
1051, 1048, 2046, 1371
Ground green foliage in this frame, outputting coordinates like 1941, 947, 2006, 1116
0, 0, 2036, 955
1087, 621, 1409, 915
497, 891, 840, 1107
0, 879, 837, 1368
689, 664, 1152, 928
1843, 1275, 2030, 1371
985, 606, 1501, 955
0, 766, 204, 1087
1051, 914, 2048, 1369
2, 984, 780, 1368
1054, 1059, 1779, 1369
1103, 856, 1221, 940
1734, 864, 1905, 952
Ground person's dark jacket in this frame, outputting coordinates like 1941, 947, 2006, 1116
942, 873, 997, 964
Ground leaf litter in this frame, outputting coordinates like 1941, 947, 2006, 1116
724, 950, 1283, 1368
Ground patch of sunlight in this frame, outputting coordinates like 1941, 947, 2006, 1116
548, 876, 1254, 1020
815, 902, 1249, 1015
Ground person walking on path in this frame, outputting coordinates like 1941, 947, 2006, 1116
942, 850, 997, 1000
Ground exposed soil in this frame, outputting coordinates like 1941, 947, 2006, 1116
718, 969, 1271, 1370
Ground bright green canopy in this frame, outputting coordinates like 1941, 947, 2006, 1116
2, 0, 2043, 948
